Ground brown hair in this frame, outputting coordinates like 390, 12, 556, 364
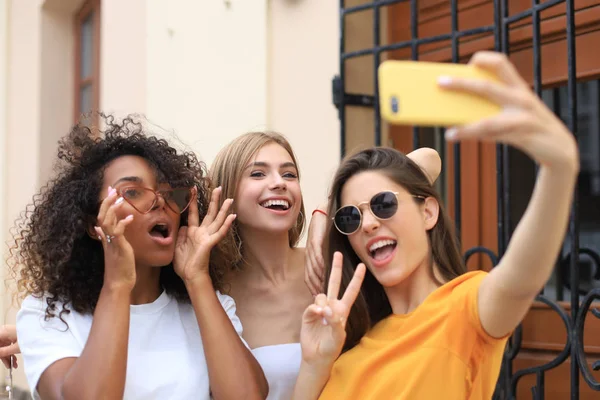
324, 147, 465, 352
210, 132, 306, 269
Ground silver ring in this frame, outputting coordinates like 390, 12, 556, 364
106, 235, 115, 244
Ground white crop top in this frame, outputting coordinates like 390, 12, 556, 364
251, 343, 302, 400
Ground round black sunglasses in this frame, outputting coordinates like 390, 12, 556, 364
333, 190, 425, 235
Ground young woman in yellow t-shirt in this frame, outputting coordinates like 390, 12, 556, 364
292, 51, 580, 399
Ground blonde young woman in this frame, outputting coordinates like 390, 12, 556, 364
209, 132, 441, 399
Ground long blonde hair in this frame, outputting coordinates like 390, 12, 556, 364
210, 132, 306, 269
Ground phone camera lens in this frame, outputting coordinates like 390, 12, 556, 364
391, 96, 399, 113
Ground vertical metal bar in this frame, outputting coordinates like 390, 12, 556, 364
450, 0, 461, 236
412, 128, 420, 149
501, 0, 509, 54
374, 1, 382, 147
340, 0, 347, 158
537, 372, 545, 400
493, 0, 502, 53
410, 0, 420, 149
501, 144, 511, 248
498, 2, 513, 398
494, 0, 506, 259
410, 72, 419, 147
501, 0, 511, 256
552, 89, 565, 302
492, 3, 506, 397
532, 0, 541, 98
565, 0, 580, 397
590, 82, 600, 198
533, 0, 543, 301
450, 0, 458, 63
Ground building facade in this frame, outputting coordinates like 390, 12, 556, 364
2, 0, 599, 397
0, 0, 340, 391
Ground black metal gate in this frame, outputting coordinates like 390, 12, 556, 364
333, 1, 600, 398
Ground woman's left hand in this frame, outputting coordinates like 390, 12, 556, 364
174, 187, 236, 284
439, 51, 579, 173
0, 325, 19, 370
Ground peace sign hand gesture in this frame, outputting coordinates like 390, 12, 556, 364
300, 252, 366, 367
173, 187, 236, 285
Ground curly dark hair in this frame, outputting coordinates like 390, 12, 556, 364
8, 114, 230, 321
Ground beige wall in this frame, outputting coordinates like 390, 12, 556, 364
0, 0, 11, 388
5, 0, 44, 389
2, 0, 340, 391
6, 0, 42, 235
146, 0, 269, 164
267, 0, 340, 230
101, 0, 147, 117
145, 0, 341, 239
39, 1, 77, 185
3, 0, 148, 390
0, 0, 8, 323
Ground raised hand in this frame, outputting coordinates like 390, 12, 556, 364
439, 51, 578, 171
300, 252, 366, 367
0, 325, 19, 369
95, 186, 136, 290
439, 51, 579, 340
305, 208, 328, 296
173, 187, 236, 284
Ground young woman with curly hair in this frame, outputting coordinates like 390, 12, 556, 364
11, 115, 267, 400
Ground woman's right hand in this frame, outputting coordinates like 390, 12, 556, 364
95, 186, 136, 290
305, 206, 328, 296
300, 252, 366, 367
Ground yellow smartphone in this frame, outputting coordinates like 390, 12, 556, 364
378, 60, 502, 126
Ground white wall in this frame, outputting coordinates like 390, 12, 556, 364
267, 0, 340, 234
146, 0, 269, 165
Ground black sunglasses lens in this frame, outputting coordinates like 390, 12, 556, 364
370, 191, 398, 219
334, 206, 362, 234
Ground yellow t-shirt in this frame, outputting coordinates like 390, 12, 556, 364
319, 271, 508, 400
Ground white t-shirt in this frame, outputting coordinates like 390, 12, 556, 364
251, 343, 301, 400
16, 290, 244, 400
